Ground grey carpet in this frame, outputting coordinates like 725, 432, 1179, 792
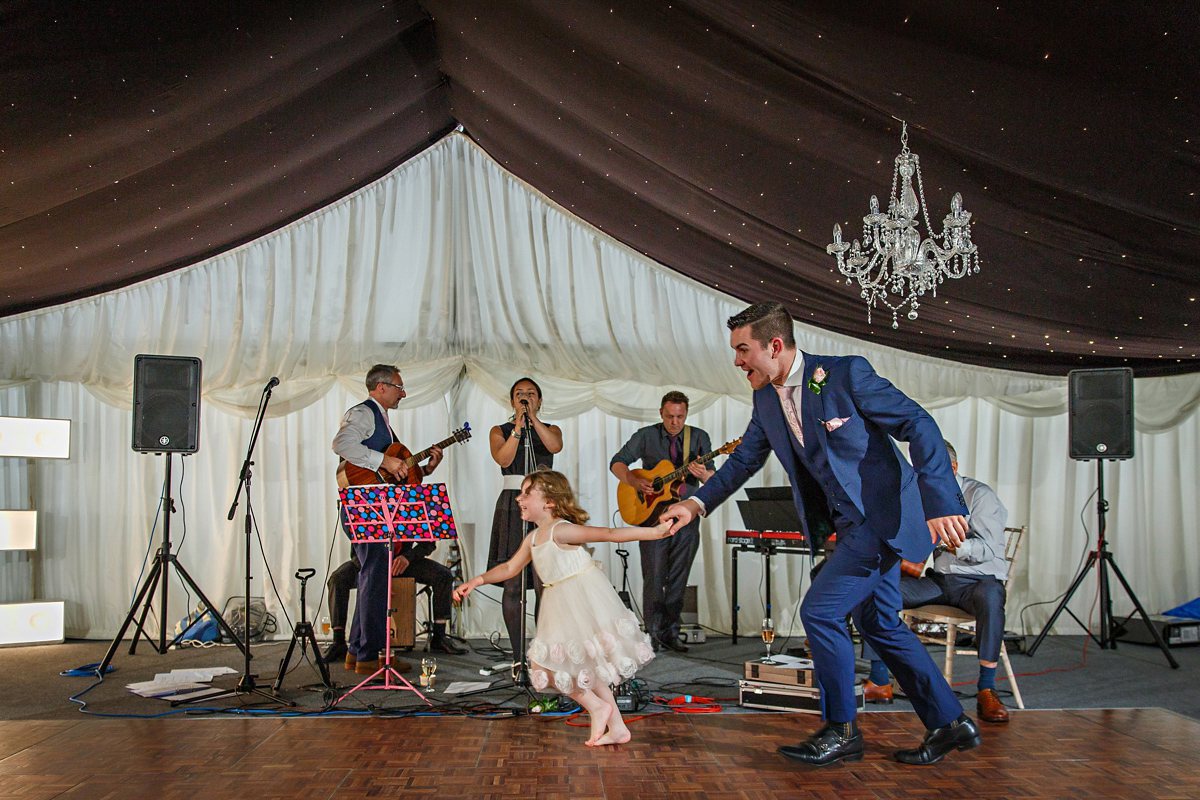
0, 634, 1194, 721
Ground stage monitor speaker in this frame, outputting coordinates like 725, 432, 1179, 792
1068, 367, 1133, 460
132, 355, 202, 453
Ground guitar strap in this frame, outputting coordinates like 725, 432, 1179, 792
682, 425, 691, 466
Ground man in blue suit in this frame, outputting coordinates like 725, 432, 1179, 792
662, 302, 982, 766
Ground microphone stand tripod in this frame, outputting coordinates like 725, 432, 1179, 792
463, 402, 540, 705
179, 378, 292, 706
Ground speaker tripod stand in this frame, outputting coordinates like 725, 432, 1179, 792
1027, 460, 1178, 668
274, 568, 332, 693
98, 453, 245, 678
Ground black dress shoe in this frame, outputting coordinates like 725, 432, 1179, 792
428, 637, 468, 655
778, 721, 864, 766
894, 714, 982, 765
322, 639, 347, 664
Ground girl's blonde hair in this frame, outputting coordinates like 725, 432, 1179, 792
524, 469, 590, 525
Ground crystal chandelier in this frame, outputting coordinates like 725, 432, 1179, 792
826, 122, 980, 329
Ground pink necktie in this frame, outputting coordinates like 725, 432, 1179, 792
775, 384, 804, 447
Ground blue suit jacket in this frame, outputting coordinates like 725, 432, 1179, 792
695, 352, 967, 562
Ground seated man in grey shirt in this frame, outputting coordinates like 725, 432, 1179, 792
863, 439, 1012, 723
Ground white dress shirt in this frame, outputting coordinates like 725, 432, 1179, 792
694, 351, 804, 516
331, 397, 395, 471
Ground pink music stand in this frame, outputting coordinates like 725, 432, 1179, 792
333, 482, 458, 706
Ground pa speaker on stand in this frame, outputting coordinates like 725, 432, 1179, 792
100, 355, 245, 677
1068, 367, 1133, 460
132, 355, 202, 453
1028, 367, 1177, 669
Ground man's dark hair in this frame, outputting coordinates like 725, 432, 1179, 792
366, 364, 399, 391
661, 390, 690, 410
726, 301, 796, 349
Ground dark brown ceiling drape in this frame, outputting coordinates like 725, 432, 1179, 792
3, 0, 1197, 375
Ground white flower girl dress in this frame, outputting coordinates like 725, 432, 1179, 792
527, 520, 655, 693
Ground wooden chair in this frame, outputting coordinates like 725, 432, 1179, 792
899, 525, 1027, 709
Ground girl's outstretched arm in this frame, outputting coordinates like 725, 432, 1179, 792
554, 520, 673, 546
453, 533, 534, 601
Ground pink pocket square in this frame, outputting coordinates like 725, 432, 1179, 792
823, 417, 851, 432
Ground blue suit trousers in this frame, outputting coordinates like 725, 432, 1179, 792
801, 521, 963, 728
343, 516, 389, 661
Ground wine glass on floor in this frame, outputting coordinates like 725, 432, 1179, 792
761, 617, 777, 664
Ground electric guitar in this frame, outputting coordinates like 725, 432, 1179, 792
617, 438, 741, 526
337, 423, 472, 487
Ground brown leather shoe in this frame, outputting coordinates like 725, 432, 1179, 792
864, 679, 893, 704
344, 652, 357, 670
354, 658, 381, 675
976, 688, 1010, 723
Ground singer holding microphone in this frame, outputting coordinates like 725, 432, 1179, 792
487, 378, 563, 658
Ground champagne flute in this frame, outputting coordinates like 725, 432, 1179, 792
761, 617, 776, 664
421, 657, 437, 689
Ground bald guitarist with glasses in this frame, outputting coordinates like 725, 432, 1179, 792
611, 391, 715, 653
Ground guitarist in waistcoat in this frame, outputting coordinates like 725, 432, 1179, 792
610, 391, 714, 653
331, 364, 449, 675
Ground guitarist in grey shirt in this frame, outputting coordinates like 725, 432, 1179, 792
611, 391, 714, 652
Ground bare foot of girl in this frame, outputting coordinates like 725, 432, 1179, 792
594, 705, 631, 746
584, 700, 613, 746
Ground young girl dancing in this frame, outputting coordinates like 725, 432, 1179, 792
453, 469, 672, 746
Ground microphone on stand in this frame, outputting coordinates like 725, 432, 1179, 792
265, 376, 280, 390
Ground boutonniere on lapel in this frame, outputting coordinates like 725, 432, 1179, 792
807, 366, 828, 395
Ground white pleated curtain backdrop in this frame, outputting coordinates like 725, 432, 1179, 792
1, 133, 1197, 641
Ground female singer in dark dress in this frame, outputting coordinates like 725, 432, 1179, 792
488, 377, 564, 657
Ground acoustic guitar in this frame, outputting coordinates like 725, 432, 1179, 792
617, 438, 741, 526
337, 423, 472, 488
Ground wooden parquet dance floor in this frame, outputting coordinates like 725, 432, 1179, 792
2, 708, 1198, 799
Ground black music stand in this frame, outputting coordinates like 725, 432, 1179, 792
332, 482, 459, 706
273, 568, 332, 693
731, 490, 806, 643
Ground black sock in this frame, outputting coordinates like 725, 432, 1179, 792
433, 621, 447, 640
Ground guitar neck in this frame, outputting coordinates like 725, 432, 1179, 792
403, 434, 459, 468
662, 447, 721, 483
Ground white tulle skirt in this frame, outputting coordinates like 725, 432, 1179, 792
527, 563, 654, 694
